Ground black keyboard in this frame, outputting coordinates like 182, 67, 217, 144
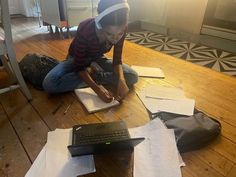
75, 129, 130, 145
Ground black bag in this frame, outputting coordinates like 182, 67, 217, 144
19, 53, 59, 90
155, 109, 221, 153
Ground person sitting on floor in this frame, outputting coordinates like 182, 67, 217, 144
43, 0, 138, 103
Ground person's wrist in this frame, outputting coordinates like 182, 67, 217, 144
91, 83, 100, 93
119, 77, 126, 82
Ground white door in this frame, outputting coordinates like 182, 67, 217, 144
8, 0, 21, 15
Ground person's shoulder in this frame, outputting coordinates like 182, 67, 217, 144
79, 18, 94, 28
77, 18, 96, 38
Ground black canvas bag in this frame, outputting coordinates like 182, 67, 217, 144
154, 109, 221, 153
19, 53, 59, 90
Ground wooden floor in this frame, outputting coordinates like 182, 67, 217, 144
1, 17, 236, 177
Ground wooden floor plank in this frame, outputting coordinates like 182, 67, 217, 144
0, 17, 234, 177
0, 104, 31, 177
226, 164, 236, 177
210, 136, 236, 163
191, 148, 234, 176
28, 85, 101, 130
0, 90, 50, 161
182, 153, 225, 177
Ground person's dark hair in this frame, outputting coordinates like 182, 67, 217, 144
97, 0, 129, 28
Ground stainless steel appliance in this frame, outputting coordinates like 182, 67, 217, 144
201, 0, 236, 40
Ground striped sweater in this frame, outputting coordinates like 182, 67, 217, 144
68, 18, 126, 71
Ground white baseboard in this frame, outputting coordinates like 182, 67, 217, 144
201, 25, 236, 41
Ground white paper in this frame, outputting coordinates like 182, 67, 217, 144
131, 65, 165, 78
129, 118, 185, 167
136, 89, 195, 116
145, 85, 186, 100
25, 145, 46, 177
25, 129, 96, 177
151, 98, 195, 116
74, 87, 119, 113
136, 90, 160, 114
46, 129, 96, 177
129, 119, 182, 177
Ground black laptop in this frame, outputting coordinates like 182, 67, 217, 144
68, 121, 145, 156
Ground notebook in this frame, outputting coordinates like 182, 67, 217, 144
131, 65, 165, 78
74, 87, 119, 113
68, 121, 145, 156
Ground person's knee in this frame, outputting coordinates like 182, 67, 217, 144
42, 76, 56, 93
125, 70, 138, 86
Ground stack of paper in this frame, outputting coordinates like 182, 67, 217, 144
129, 118, 184, 177
74, 87, 119, 113
136, 85, 195, 115
25, 129, 96, 177
131, 65, 165, 78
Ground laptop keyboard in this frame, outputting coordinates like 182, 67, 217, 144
75, 129, 130, 145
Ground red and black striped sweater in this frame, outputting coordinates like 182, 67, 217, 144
68, 18, 126, 71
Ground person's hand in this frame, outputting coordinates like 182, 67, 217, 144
116, 79, 129, 101
94, 85, 114, 103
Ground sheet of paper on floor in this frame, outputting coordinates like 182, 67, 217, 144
46, 129, 96, 177
129, 118, 185, 167
151, 97, 195, 116
25, 145, 46, 177
131, 65, 165, 78
129, 119, 183, 177
144, 85, 186, 100
136, 90, 160, 114
136, 88, 195, 116
25, 129, 95, 177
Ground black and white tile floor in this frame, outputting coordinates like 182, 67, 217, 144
126, 31, 236, 77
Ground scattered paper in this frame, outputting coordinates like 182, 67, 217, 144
136, 90, 160, 114
25, 146, 46, 177
129, 119, 183, 177
129, 118, 185, 168
145, 85, 186, 100
25, 129, 96, 177
74, 87, 119, 113
131, 65, 165, 78
46, 129, 96, 177
153, 98, 195, 116
136, 86, 195, 116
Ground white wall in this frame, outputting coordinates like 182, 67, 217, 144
165, 0, 208, 34
130, 0, 208, 35
129, 0, 167, 26
22, 0, 39, 17
128, 0, 140, 22
13, 0, 39, 17
9, 0, 21, 14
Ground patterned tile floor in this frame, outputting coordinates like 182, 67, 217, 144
126, 31, 236, 77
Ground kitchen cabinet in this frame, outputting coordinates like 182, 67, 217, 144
39, 0, 99, 33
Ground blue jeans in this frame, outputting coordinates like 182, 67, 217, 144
43, 56, 138, 93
